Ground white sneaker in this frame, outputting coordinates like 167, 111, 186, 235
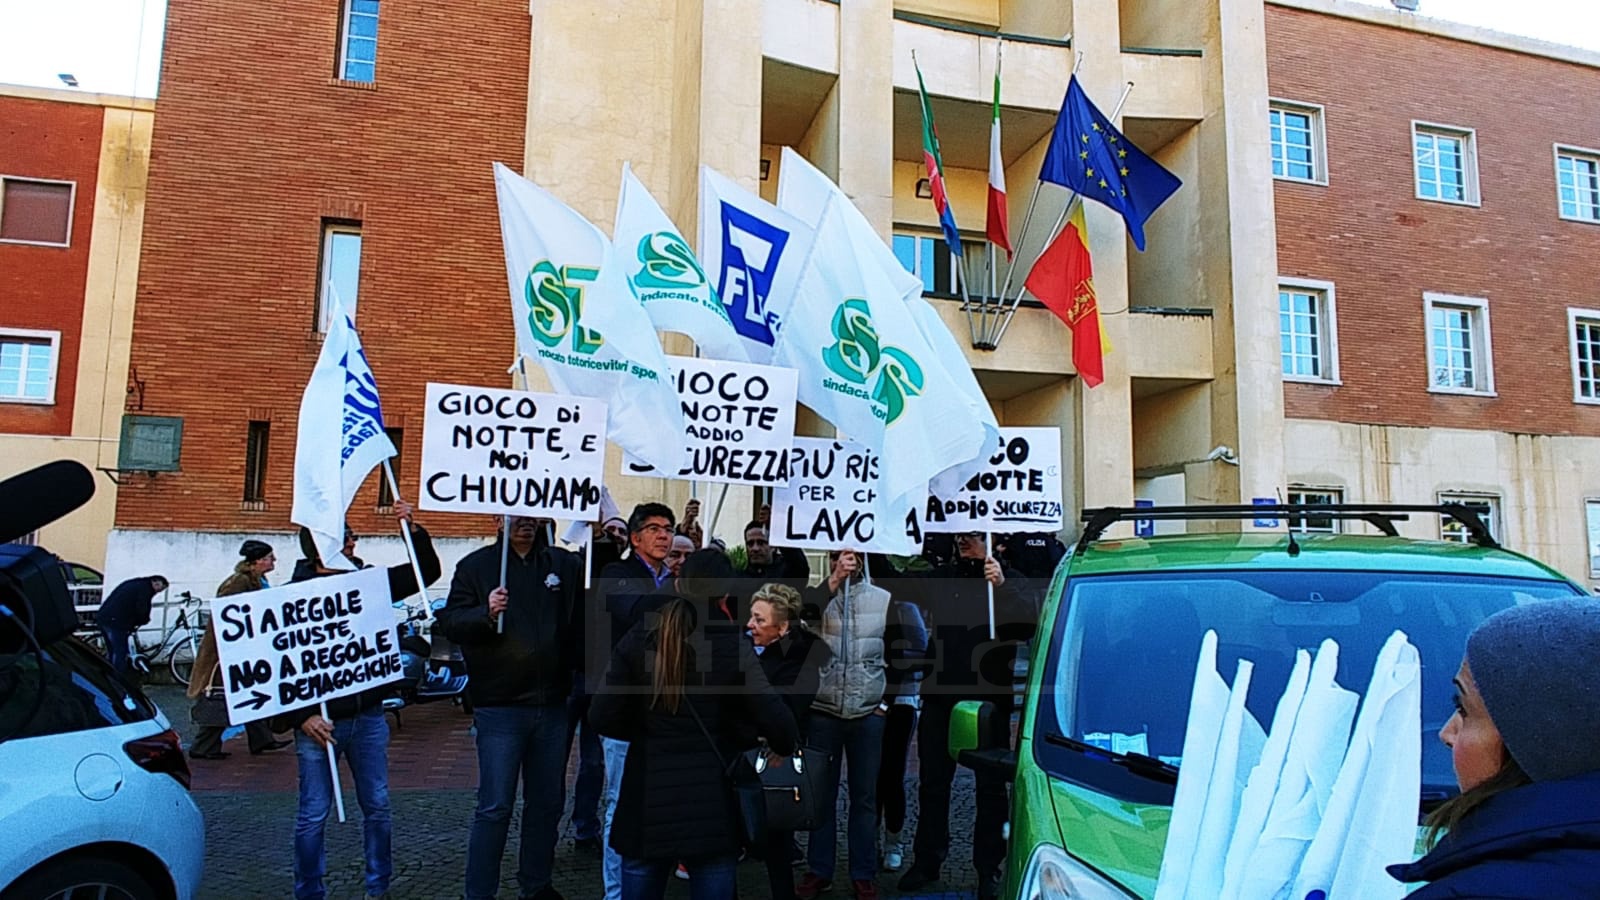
882, 832, 905, 871
674, 862, 690, 881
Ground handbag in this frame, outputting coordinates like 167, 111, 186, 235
190, 688, 231, 728
747, 745, 827, 833
685, 699, 768, 845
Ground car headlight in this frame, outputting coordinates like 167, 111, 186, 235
1016, 844, 1136, 899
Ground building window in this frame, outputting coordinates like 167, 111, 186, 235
317, 222, 363, 331
892, 231, 984, 298
1287, 487, 1343, 534
1278, 278, 1338, 383
376, 427, 402, 508
1438, 493, 1499, 544
1556, 147, 1600, 223
0, 329, 61, 404
1573, 310, 1600, 403
1269, 101, 1325, 183
1412, 123, 1479, 205
338, 0, 379, 83
1586, 499, 1600, 577
1425, 293, 1493, 395
0, 177, 74, 246
243, 421, 270, 506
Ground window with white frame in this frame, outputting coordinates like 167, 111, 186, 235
316, 222, 362, 332
1269, 101, 1325, 183
0, 176, 74, 246
1438, 493, 1499, 544
1572, 309, 1600, 403
891, 231, 984, 298
1287, 487, 1343, 534
1425, 293, 1493, 394
1557, 147, 1600, 223
1279, 279, 1338, 382
1413, 123, 1478, 204
0, 329, 61, 404
338, 0, 379, 83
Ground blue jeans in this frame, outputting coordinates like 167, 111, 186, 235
101, 626, 132, 678
620, 855, 737, 900
600, 737, 629, 900
465, 703, 569, 900
565, 674, 605, 840
293, 707, 392, 900
807, 711, 886, 882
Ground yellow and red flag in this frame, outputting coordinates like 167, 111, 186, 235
1024, 205, 1106, 387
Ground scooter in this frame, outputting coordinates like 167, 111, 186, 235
385, 598, 470, 722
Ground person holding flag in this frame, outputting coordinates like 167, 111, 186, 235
285, 297, 442, 900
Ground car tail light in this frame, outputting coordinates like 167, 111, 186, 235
124, 729, 191, 789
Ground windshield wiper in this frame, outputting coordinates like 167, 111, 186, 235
1043, 731, 1180, 784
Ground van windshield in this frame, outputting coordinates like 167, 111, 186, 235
1034, 570, 1582, 806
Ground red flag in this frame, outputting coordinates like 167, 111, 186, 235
1024, 206, 1104, 387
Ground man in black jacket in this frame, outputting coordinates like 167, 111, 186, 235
435, 515, 582, 900
898, 531, 1037, 900
96, 574, 167, 677
275, 502, 441, 900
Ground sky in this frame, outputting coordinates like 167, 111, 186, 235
0, 0, 1595, 99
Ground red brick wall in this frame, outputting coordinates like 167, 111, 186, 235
1268, 5, 1600, 436
118, 0, 529, 533
0, 95, 102, 436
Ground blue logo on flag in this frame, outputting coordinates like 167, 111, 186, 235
339, 333, 387, 462
715, 202, 791, 347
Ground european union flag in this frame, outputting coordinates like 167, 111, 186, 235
1039, 76, 1182, 251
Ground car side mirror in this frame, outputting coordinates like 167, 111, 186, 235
949, 699, 1016, 781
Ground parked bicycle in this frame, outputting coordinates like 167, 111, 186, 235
130, 591, 208, 686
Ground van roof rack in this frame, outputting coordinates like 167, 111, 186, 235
1075, 503, 1500, 555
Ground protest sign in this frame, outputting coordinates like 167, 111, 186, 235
624, 355, 798, 486
924, 426, 1064, 532
419, 383, 607, 519
771, 437, 925, 554
209, 567, 399, 725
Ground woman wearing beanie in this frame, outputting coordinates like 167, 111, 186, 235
187, 539, 292, 759
1387, 597, 1600, 897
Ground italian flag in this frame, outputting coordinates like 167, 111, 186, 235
986, 51, 1012, 258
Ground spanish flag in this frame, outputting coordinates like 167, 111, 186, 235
1023, 205, 1108, 387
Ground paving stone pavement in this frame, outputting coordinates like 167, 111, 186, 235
145, 686, 991, 899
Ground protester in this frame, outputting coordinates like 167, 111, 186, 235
899, 532, 1034, 900
434, 516, 583, 900
874, 554, 931, 873
745, 581, 830, 900
676, 497, 704, 548
95, 573, 167, 678
591, 561, 799, 900
272, 503, 441, 900
667, 534, 695, 578
188, 540, 288, 759
589, 515, 630, 578
1385, 598, 1600, 897
593, 502, 681, 900
796, 550, 892, 900
738, 521, 811, 593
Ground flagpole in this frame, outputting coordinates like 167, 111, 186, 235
381, 461, 432, 619
497, 516, 510, 634
990, 79, 1135, 350
321, 700, 346, 823
982, 40, 1005, 347
914, 48, 980, 347
985, 531, 996, 641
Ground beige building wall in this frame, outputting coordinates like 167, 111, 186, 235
3, 93, 153, 568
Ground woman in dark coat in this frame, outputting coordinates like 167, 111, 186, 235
591, 550, 798, 900
746, 581, 830, 900
1386, 598, 1600, 897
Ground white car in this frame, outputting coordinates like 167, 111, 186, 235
0, 633, 204, 900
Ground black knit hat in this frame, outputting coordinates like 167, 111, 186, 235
239, 539, 273, 562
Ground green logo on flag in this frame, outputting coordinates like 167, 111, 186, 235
634, 232, 707, 290
822, 298, 924, 425
526, 260, 604, 355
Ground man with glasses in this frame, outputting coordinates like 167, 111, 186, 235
592, 502, 679, 900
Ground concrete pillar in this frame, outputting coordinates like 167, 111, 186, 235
837, 0, 896, 240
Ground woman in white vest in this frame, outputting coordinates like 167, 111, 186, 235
795, 550, 893, 900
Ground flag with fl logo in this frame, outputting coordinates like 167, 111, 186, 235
1039, 76, 1182, 251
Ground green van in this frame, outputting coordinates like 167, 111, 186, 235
949, 504, 1589, 899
